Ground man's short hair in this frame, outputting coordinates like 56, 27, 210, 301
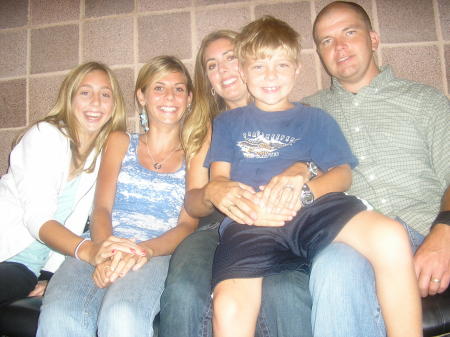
313, 1, 373, 42
235, 15, 301, 64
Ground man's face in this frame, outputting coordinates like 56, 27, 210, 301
314, 6, 380, 91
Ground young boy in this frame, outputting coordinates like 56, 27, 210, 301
207, 16, 422, 337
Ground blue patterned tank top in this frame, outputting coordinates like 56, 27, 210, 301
111, 133, 185, 242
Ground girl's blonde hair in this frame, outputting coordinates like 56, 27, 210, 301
135, 55, 194, 132
182, 30, 238, 163
43, 61, 127, 174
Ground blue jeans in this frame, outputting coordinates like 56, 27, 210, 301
159, 225, 312, 337
37, 255, 171, 337
309, 220, 424, 337
160, 220, 423, 337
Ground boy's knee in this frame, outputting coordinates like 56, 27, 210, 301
212, 287, 240, 324
373, 218, 411, 252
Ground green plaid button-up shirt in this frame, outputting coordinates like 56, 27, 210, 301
303, 66, 449, 235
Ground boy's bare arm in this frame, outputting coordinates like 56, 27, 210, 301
307, 164, 352, 198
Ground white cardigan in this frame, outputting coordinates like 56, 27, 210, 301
0, 122, 99, 272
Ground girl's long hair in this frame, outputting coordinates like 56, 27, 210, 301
43, 61, 127, 174
182, 30, 238, 164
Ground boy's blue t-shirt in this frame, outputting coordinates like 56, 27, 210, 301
206, 103, 358, 230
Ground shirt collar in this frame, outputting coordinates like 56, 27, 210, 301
330, 65, 394, 95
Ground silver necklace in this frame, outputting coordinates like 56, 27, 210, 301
145, 132, 180, 170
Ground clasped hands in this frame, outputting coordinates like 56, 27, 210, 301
210, 173, 305, 227
91, 236, 153, 288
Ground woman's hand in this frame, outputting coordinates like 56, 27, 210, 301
86, 236, 147, 266
28, 280, 49, 297
206, 179, 258, 225
251, 196, 294, 227
259, 163, 309, 216
93, 260, 114, 288
107, 246, 153, 283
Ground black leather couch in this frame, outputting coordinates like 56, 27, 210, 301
1, 288, 449, 337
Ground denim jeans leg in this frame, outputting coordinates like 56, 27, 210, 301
159, 226, 219, 337
399, 219, 424, 252
259, 269, 313, 337
37, 257, 106, 337
98, 255, 171, 337
309, 242, 386, 337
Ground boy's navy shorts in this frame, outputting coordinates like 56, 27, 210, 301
212, 192, 369, 288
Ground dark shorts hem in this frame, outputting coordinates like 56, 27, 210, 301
212, 260, 308, 289
212, 192, 368, 288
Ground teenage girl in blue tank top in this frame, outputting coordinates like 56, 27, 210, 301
37, 56, 198, 337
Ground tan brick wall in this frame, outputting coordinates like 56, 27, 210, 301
0, 0, 449, 174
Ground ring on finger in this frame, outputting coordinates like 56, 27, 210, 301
431, 278, 441, 283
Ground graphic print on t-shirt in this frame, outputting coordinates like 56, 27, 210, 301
238, 130, 299, 159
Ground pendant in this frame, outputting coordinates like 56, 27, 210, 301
153, 162, 162, 170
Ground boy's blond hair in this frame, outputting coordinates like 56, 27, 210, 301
235, 15, 301, 64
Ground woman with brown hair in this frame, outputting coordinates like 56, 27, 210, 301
160, 30, 312, 337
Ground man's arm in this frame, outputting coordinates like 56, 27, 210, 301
414, 185, 450, 297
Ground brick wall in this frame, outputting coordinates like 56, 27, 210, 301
0, 0, 449, 174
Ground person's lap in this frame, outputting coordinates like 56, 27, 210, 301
160, 217, 423, 337
159, 225, 311, 337
160, 225, 219, 337
38, 255, 170, 337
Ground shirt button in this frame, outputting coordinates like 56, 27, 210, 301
369, 174, 375, 181
360, 155, 366, 160
381, 199, 386, 204
353, 101, 359, 106
354, 127, 360, 132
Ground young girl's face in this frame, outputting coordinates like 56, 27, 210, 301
204, 38, 248, 109
138, 71, 192, 128
72, 70, 114, 139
